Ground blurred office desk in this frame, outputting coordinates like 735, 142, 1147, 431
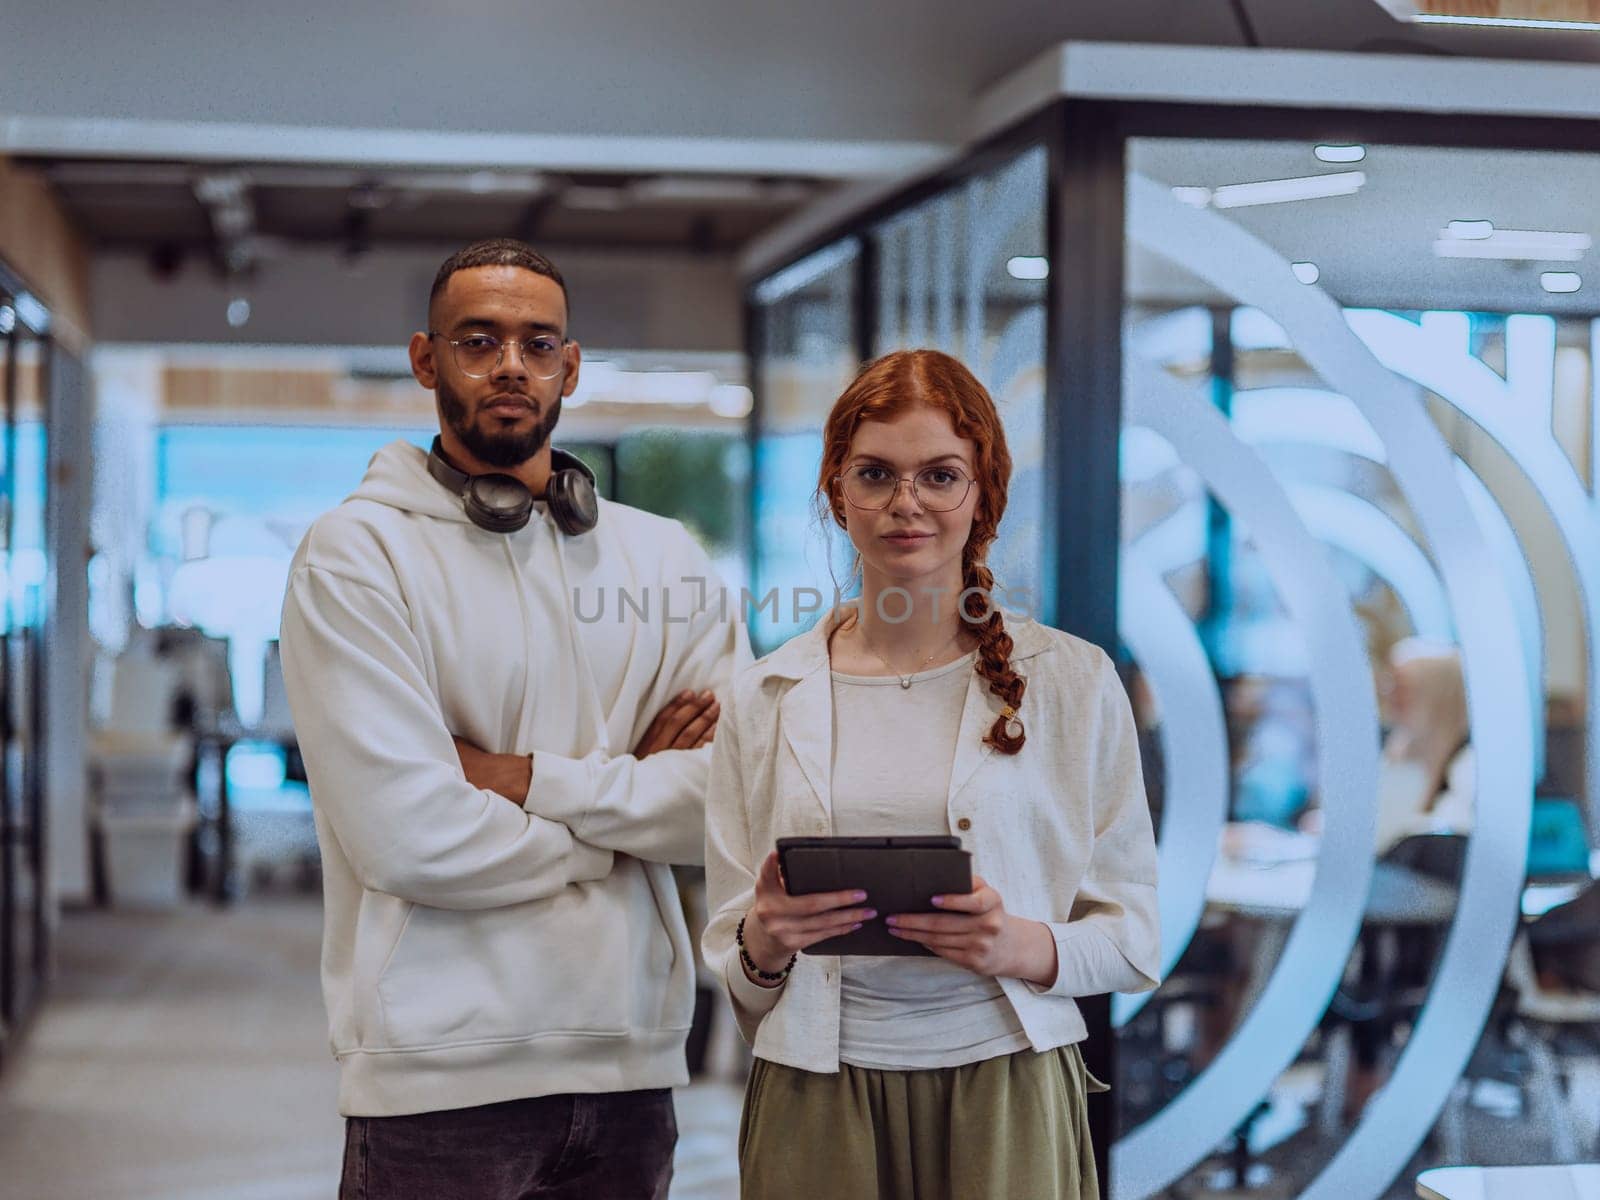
1205, 825, 1458, 925
1206, 823, 1588, 925
1417, 1164, 1600, 1199
1205, 825, 1459, 1025
1205, 823, 1317, 919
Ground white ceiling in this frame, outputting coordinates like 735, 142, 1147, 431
14, 3, 1600, 340
7, 1, 1600, 177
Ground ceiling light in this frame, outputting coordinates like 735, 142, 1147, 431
631, 371, 718, 405
347, 184, 391, 211
0, 306, 13, 335
1445, 219, 1495, 240
1006, 256, 1049, 280
634, 177, 760, 204
226, 298, 251, 327
1291, 262, 1321, 285
1434, 241, 1583, 262
1314, 145, 1366, 164
384, 170, 545, 196
1210, 171, 1366, 209
1374, 1, 1600, 30
1433, 228, 1592, 261
1415, 13, 1600, 29
563, 185, 630, 212
709, 384, 754, 419
1541, 272, 1583, 293
1500, 229, 1589, 252
566, 365, 729, 408
13, 293, 49, 332
630, 177, 801, 205
1171, 186, 1212, 208
194, 174, 247, 206
751, 240, 861, 306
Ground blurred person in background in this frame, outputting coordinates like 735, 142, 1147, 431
1290, 638, 1471, 848
281, 238, 748, 1200
1373, 638, 1472, 853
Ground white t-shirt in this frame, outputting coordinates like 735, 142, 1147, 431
829, 651, 1031, 1070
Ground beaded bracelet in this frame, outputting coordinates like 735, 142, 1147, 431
736, 915, 796, 982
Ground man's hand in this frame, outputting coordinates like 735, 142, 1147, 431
633, 690, 719, 759
452, 737, 533, 806
452, 687, 717, 807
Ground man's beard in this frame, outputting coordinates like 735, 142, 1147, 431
437, 375, 562, 470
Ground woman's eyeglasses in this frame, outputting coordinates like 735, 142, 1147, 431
835, 464, 974, 511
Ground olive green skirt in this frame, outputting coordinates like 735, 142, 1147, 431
737, 1044, 1107, 1200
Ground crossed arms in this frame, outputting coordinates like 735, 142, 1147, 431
280, 560, 740, 911
452, 689, 719, 813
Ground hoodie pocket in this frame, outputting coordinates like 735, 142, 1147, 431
375, 861, 680, 1050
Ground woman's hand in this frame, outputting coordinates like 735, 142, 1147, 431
886, 875, 1059, 987
741, 851, 876, 985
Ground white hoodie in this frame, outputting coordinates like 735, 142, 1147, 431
280, 439, 748, 1117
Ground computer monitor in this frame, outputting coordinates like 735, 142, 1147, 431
1527, 796, 1591, 881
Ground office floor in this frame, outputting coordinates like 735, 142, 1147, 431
5, 891, 1595, 1200
0, 896, 742, 1200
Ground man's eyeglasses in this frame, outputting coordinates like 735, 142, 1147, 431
429, 331, 569, 380
835, 464, 975, 512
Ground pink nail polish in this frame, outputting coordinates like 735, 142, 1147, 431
931, 896, 945, 907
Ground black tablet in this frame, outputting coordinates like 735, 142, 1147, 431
775, 835, 972, 956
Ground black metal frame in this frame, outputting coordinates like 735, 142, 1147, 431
25, 344, 50, 985
1200, 308, 1237, 658
1043, 101, 1126, 1175
0, 263, 52, 1071
0, 285, 14, 1050
745, 84, 1600, 1193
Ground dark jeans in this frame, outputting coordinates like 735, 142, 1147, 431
339, 1089, 677, 1200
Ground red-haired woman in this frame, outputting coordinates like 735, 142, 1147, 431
703, 349, 1160, 1200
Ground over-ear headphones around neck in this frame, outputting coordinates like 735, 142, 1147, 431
426, 436, 600, 536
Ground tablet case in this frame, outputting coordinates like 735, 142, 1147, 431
776, 835, 972, 956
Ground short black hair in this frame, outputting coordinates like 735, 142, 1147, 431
428, 238, 569, 326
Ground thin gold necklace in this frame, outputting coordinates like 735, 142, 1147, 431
860, 628, 962, 690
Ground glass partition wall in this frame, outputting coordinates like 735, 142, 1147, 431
872, 148, 1049, 623
749, 239, 863, 653
747, 103, 1597, 1200
748, 142, 1049, 655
